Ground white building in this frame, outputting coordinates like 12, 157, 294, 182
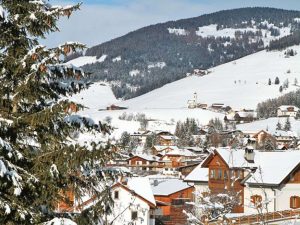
277, 105, 299, 117
109, 177, 156, 225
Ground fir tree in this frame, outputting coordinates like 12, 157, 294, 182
0, 1, 119, 224
268, 78, 271, 85
276, 120, 282, 130
275, 77, 280, 85
284, 117, 291, 131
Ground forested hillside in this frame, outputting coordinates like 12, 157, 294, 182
68, 7, 300, 99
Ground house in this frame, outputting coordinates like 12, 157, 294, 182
160, 149, 198, 169
253, 130, 277, 150
109, 177, 156, 225
155, 131, 179, 146
151, 145, 180, 156
56, 177, 156, 225
130, 130, 153, 146
151, 179, 194, 225
106, 104, 128, 111
184, 148, 300, 214
277, 105, 299, 117
211, 103, 224, 110
224, 111, 257, 123
273, 130, 297, 148
127, 154, 161, 172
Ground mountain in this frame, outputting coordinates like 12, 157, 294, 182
68, 7, 300, 100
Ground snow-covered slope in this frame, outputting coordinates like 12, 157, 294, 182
70, 82, 117, 109
120, 46, 300, 110
237, 117, 300, 136
67, 55, 107, 67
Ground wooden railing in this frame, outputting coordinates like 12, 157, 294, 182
207, 209, 300, 225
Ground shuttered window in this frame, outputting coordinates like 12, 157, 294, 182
290, 196, 300, 209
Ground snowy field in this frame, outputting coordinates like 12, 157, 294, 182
120, 46, 300, 110
237, 117, 300, 136
68, 46, 300, 138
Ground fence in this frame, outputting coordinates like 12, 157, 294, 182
207, 209, 300, 225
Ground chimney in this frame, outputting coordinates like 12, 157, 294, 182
244, 147, 255, 163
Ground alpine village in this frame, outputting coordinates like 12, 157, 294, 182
1, 1, 300, 225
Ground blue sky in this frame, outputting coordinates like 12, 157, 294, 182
44, 0, 300, 47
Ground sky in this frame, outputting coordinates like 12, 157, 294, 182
44, 0, 300, 48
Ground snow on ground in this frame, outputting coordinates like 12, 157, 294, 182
168, 28, 188, 36
69, 82, 117, 109
196, 24, 291, 46
237, 117, 300, 136
148, 62, 166, 69
76, 108, 223, 139
112, 56, 121, 62
67, 55, 107, 67
120, 45, 300, 110
129, 69, 140, 77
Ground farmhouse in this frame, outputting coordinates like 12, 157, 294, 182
277, 105, 299, 117
184, 148, 300, 214
152, 179, 194, 225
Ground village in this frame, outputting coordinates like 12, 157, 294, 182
56, 101, 300, 225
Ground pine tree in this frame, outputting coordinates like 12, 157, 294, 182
0, 1, 119, 224
268, 78, 271, 85
275, 77, 280, 85
284, 117, 291, 131
276, 120, 282, 130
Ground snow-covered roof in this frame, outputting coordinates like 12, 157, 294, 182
152, 145, 179, 152
166, 149, 197, 157
246, 150, 300, 186
236, 111, 257, 118
278, 105, 299, 112
160, 135, 178, 140
272, 130, 297, 138
184, 164, 209, 183
127, 177, 156, 206
130, 153, 160, 162
151, 179, 192, 196
237, 117, 300, 138
215, 148, 257, 168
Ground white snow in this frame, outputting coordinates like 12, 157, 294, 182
148, 62, 166, 69
67, 55, 107, 67
129, 69, 140, 77
168, 28, 188, 36
184, 164, 208, 182
237, 117, 300, 137
196, 24, 291, 46
127, 177, 156, 205
151, 178, 192, 196
43, 218, 77, 225
294, 18, 300, 23
119, 45, 300, 110
112, 56, 121, 62
69, 82, 117, 109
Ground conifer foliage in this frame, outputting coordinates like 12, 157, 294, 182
0, 1, 118, 224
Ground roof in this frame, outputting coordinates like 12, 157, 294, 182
160, 135, 179, 140
151, 179, 193, 196
152, 145, 179, 152
245, 150, 300, 186
272, 130, 297, 138
129, 153, 160, 162
127, 177, 156, 206
184, 164, 209, 183
166, 149, 197, 157
278, 105, 299, 112
201, 148, 300, 186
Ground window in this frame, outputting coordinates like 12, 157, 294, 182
210, 169, 215, 179
131, 211, 138, 220
251, 195, 262, 208
217, 169, 223, 179
224, 170, 228, 180
290, 196, 300, 209
114, 191, 119, 199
